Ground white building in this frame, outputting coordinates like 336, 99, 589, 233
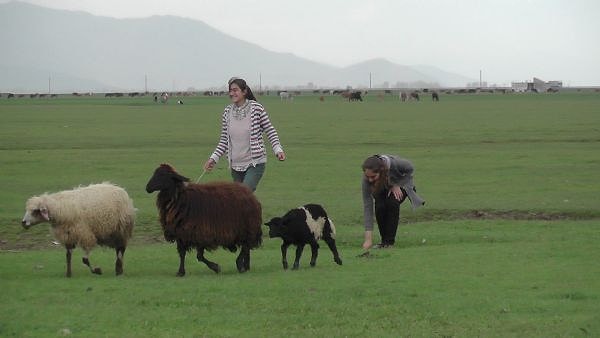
511, 78, 563, 92
511, 81, 528, 92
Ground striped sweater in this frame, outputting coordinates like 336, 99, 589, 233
209, 100, 283, 167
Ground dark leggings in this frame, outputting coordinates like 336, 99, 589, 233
374, 188, 407, 245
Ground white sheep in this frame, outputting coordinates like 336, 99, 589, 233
21, 182, 136, 277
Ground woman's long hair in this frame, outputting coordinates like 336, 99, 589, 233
362, 155, 389, 193
228, 77, 257, 101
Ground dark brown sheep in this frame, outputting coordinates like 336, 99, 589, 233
146, 164, 262, 276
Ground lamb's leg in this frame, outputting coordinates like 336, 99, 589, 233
293, 244, 305, 270
82, 251, 102, 275
196, 247, 220, 273
281, 242, 291, 270
236, 246, 250, 273
323, 236, 343, 265
176, 240, 187, 277
309, 240, 320, 267
115, 246, 126, 275
65, 244, 74, 278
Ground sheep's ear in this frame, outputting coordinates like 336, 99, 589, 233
40, 207, 50, 221
172, 172, 190, 182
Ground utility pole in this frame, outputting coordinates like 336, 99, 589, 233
479, 70, 482, 88
259, 73, 262, 92
48, 75, 51, 94
369, 72, 372, 89
145, 74, 148, 93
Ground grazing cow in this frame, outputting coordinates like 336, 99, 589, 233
160, 92, 169, 103
410, 92, 420, 101
400, 92, 407, 102
279, 91, 293, 101
265, 204, 342, 270
349, 91, 363, 102
432, 92, 439, 102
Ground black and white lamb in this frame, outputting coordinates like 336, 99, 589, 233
265, 204, 343, 270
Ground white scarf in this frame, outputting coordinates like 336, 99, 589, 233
231, 100, 251, 120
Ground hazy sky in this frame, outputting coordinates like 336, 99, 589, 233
4, 0, 599, 86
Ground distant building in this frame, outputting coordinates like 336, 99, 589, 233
511, 78, 563, 92
467, 81, 488, 88
546, 80, 563, 90
511, 82, 528, 92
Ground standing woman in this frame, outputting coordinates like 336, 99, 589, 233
203, 77, 285, 191
362, 154, 425, 249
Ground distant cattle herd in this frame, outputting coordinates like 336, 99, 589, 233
2, 86, 586, 102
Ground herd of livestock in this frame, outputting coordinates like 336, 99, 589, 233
21, 164, 342, 277
2, 89, 444, 102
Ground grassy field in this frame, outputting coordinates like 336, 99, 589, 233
1, 91, 599, 337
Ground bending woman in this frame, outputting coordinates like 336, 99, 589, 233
362, 154, 425, 249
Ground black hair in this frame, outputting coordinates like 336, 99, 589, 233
228, 77, 257, 101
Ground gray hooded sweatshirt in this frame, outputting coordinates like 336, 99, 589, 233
362, 154, 426, 231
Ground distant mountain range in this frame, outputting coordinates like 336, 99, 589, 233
0, 1, 475, 93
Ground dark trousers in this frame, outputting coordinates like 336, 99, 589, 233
374, 188, 407, 245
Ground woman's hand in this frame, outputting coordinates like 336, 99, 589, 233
362, 230, 373, 250
388, 185, 404, 201
203, 158, 216, 171
276, 151, 286, 161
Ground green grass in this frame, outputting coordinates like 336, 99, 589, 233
1, 221, 599, 337
1, 92, 599, 336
